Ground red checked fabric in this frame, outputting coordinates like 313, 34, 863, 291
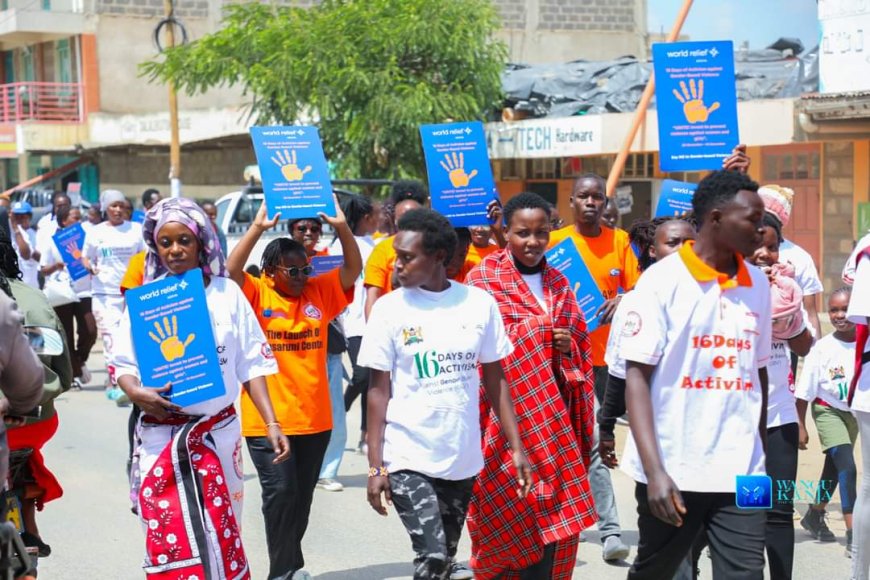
465, 249, 597, 579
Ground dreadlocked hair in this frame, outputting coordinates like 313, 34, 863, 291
260, 238, 308, 275
629, 213, 697, 272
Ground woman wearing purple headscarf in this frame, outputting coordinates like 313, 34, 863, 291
112, 198, 290, 580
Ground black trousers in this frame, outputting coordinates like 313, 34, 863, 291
343, 336, 370, 433
766, 423, 799, 580
629, 483, 765, 580
495, 542, 556, 579
54, 297, 97, 378
247, 431, 331, 580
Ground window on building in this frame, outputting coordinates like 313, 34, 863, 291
530, 158, 558, 180
762, 149, 821, 181
498, 158, 526, 180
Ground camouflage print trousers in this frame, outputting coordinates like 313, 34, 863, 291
389, 470, 476, 580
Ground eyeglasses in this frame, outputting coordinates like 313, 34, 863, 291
274, 264, 314, 278
294, 225, 322, 234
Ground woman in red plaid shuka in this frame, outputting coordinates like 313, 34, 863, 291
465, 193, 597, 579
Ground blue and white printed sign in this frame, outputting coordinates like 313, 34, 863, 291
420, 121, 498, 227
545, 239, 605, 333
250, 125, 336, 221
653, 41, 739, 171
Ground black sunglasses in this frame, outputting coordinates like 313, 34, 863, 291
294, 224, 322, 233
275, 264, 314, 278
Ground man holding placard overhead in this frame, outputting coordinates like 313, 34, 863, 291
548, 172, 638, 562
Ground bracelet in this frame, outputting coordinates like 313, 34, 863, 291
265, 421, 281, 429
368, 466, 388, 478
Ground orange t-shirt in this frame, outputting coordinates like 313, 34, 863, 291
364, 235, 397, 293
240, 269, 352, 436
452, 259, 477, 284
548, 225, 640, 366
466, 243, 499, 267
120, 250, 146, 293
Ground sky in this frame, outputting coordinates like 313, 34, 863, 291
648, 0, 820, 53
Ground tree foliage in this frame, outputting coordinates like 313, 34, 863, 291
141, 0, 507, 179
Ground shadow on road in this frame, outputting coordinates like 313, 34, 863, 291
315, 561, 412, 579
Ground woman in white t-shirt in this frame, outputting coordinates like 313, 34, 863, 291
39, 205, 96, 388
81, 190, 146, 389
796, 287, 857, 556
747, 212, 814, 579
360, 208, 531, 580
113, 197, 289, 579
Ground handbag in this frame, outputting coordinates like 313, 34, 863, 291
43, 273, 79, 307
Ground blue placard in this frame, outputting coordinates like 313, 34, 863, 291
311, 255, 344, 277
126, 268, 225, 407
419, 121, 498, 227
52, 223, 89, 281
653, 41, 739, 171
655, 179, 698, 218
131, 210, 146, 224
250, 126, 336, 221
545, 239, 605, 333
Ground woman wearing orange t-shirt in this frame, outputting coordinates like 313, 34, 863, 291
227, 199, 362, 580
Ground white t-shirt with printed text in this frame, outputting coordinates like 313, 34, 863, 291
618, 249, 772, 493
358, 281, 513, 480
81, 221, 145, 296
795, 334, 854, 412
11, 226, 38, 288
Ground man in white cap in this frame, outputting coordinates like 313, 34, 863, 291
758, 184, 823, 339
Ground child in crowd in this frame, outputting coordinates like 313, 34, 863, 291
797, 287, 858, 557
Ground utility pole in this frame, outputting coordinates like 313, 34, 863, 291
163, 0, 182, 198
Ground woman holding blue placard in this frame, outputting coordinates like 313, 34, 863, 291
112, 198, 290, 580
39, 205, 96, 389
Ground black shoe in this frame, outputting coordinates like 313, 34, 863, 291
847, 529, 853, 558
800, 507, 836, 542
21, 531, 51, 557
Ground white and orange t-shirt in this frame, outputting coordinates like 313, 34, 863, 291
548, 225, 639, 366
618, 242, 772, 493
240, 269, 353, 436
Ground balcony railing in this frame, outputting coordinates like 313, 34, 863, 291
0, 82, 82, 123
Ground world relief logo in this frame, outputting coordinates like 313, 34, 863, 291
736, 475, 772, 509
735, 475, 835, 509
137, 278, 189, 302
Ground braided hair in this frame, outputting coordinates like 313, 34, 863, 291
260, 237, 308, 275
629, 213, 697, 272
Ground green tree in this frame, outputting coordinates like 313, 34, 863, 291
141, 0, 507, 179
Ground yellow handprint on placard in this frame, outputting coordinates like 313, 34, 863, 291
439, 152, 478, 188
672, 79, 720, 124
63, 241, 82, 260
271, 149, 312, 182
148, 315, 195, 362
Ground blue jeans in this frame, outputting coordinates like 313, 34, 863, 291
319, 353, 348, 479
591, 366, 622, 539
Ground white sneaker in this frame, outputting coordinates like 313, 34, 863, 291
316, 478, 344, 492
602, 535, 630, 561
80, 366, 92, 385
449, 561, 474, 579
291, 570, 312, 580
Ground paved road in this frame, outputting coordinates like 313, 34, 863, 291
35, 350, 854, 579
